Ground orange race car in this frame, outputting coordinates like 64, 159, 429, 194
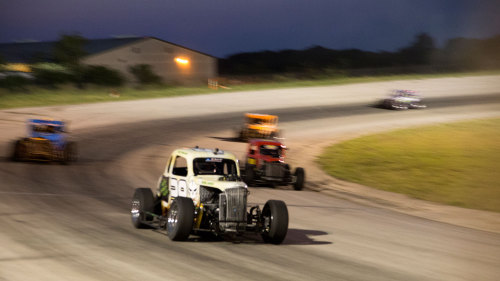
237, 113, 280, 141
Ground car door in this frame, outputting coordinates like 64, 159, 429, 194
169, 155, 189, 201
157, 156, 173, 200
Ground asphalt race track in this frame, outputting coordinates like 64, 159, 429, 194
1, 77, 500, 281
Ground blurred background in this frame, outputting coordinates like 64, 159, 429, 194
1, 0, 499, 90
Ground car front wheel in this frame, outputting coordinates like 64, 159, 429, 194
62, 141, 77, 164
261, 200, 289, 244
167, 197, 194, 241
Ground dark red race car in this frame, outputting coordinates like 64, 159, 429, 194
244, 139, 304, 190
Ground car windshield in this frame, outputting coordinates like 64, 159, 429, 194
248, 118, 267, 125
247, 116, 276, 125
32, 124, 62, 133
193, 158, 238, 177
260, 145, 282, 157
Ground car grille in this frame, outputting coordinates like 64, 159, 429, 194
265, 162, 285, 178
28, 139, 52, 156
219, 187, 247, 231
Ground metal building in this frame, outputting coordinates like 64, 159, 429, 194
82, 37, 217, 85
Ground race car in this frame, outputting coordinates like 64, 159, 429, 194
237, 113, 280, 141
131, 146, 289, 244
11, 118, 77, 164
380, 90, 427, 110
244, 139, 305, 190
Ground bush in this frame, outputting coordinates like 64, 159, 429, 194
83, 65, 124, 86
129, 64, 162, 84
33, 68, 73, 87
0, 74, 33, 91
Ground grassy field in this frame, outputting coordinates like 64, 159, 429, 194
1, 70, 499, 109
317, 118, 500, 212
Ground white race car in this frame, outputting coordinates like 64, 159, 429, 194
381, 90, 427, 110
131, 146, 289, 244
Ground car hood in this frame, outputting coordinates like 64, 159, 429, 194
195, 175, 247, 191
248, 124, 277, 130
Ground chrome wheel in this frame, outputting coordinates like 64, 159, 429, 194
167, 203, 179, 234
131, 199, 141, 224
131, 188, 155, 229
166, 197, 194, 241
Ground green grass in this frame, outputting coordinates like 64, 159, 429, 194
1, 70, 499, 109
0, 85, 217, 109
317, 118, 500, 212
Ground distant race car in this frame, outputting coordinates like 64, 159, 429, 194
380, 90, 427, 110
11, 119, 77, 164
237, 113, 280, 141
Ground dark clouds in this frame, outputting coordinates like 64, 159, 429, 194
1, 0, 499, 58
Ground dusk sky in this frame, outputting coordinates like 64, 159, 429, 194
1, 0, 499, 58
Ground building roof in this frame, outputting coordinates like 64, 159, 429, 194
0, 37, 143, 63
0, 37, 215, 63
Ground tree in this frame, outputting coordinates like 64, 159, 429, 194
52, 34, 88, 87
83, 65, 124, 86
399, 33, 436, 65
413, 33, 436, 51
53, 34, 87, 67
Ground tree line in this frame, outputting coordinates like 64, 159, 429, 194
219, 33, 500, 76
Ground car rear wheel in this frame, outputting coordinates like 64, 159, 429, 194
131, 188, 155, 228
245, 164, 255, 186
293, 167, 305, 190
167, 197, 194, 241
239, 129, 249, 141
261, 200, 289, 244
12, 140, 25, 161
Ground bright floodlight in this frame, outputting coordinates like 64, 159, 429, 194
175, 57, 189, 65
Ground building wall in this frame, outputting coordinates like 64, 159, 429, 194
82, 38, 217, 85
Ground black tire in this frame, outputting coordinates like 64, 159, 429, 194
167, 197, 195, 241
131, 188, 155, 228
239, 129, 249, 142
245, 164, 255, 186
382, 100, 391, 109
283, 164, 291, 185
261, 200, 289, 244
62, 141, 77, 164
11, 140, 24, 161
293, 167, 305, 190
